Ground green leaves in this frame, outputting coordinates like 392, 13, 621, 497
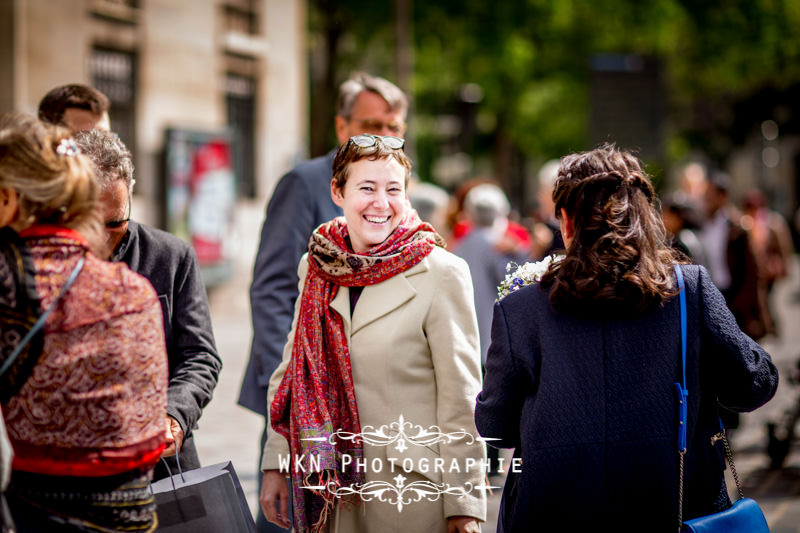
308, 0, 800, 189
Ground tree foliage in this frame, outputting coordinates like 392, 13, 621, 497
307, 0, 800, 200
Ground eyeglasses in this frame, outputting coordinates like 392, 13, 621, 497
105, 189, 132, 229
348, 134, 405, 150
350, 118, 406, 136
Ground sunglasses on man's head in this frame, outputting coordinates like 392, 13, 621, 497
348, 134, 405, 150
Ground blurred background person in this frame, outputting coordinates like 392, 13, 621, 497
699, 171, 768, 433
740, 188, 794, 336
73, 128, 221, 481
528, 159, 565, 260
677, 160, 709, 207
699, 171, 768, 340
453, 182, 527, 476
37, 84, 111, 133
408, 179, 451, 240
454, 182, 527, 366
0, 113, 168, 532
448, 177, 495, 242
449, 177, 532, 258
661, 191, 708, 266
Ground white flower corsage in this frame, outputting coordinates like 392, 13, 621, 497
497, 254, 564, 300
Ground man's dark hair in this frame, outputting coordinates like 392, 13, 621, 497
38, 84, 110, 126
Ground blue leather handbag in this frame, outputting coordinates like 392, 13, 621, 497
682, 498, 769, 532
674, 265, 769, 533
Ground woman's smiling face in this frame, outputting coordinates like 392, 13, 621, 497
331, 157, 407, 253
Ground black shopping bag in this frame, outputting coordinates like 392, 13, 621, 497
151, 461, 256, 532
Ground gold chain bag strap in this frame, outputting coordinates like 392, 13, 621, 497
674, 265, 769, 533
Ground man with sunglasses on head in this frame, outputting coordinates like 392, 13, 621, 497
239, 72, 407, 532
68, 127, 222, 483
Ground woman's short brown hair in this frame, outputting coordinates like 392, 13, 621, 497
331, 136, 412, 193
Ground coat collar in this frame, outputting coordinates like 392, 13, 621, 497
109, 220, 137, 262
329, 254, 430, 337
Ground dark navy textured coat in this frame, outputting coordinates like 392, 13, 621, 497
475, 264, 778, 532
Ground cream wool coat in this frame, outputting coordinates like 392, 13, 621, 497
262, 246, 487, 532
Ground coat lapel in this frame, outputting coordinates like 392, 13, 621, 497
348, 257, 429, 337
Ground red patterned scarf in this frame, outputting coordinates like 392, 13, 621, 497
270, 209, 444, 532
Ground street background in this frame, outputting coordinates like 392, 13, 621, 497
2, 2, 798, 531
195, 200, 800, 532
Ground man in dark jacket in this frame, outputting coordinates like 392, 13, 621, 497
239, 72, 408, 531
72, 128, 221, 480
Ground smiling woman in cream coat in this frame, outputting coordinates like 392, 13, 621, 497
259, 135, 486, 533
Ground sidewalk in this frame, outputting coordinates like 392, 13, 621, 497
195, 200, 800, 531
194, 200, 265, 516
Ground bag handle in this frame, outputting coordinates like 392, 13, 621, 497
674, 264, 688, 531
674, 265, 744, 531
149, 453, 186, 495
0, 253, 85, 379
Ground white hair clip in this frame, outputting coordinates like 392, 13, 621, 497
56, 138, 80, 157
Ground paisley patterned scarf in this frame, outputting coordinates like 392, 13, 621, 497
270, 209, 444, 533
0, 227, 43, 403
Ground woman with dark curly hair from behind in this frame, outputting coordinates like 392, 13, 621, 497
475, 144, 778, 532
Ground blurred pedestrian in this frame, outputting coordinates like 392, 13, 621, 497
529, 159, 565, 260
740, 188, 794, 335
677, 160, 709, 206
699, 172, 768, 339
454, 183, 527, 365
0, 113, 168, 532
475, 144, 778, 531
453, 183, 526, 477
450, 178, 532, 257
449, 178, 495, 241
408, 179, 451, 239
72, 128, 221, 481
38, 83, 110, 132
241, 72, 408, 532
661, 192, 708, 266
260, 134, 485, 533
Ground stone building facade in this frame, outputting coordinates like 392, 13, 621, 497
0, 0, 307, 231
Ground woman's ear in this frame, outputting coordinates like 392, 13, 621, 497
330, 181, 344, 207
0, 188, 20, 228
559, 207, 574, 240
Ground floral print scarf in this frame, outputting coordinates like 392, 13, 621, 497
270, 209, 444, 532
